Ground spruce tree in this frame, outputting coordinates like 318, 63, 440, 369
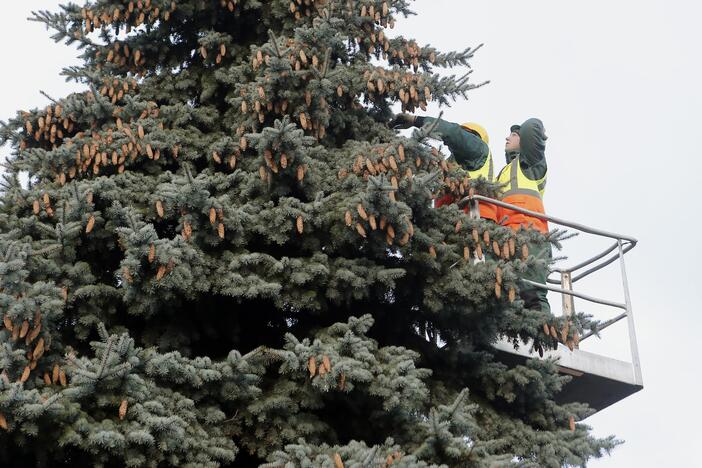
0, 0, 618, 466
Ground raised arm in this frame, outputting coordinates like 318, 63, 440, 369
517, 118, 547, 180
391, 114, 489, 171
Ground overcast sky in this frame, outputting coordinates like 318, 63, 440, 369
1, 1, 699, 466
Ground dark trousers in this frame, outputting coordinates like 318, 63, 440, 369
521, 241, 552, 314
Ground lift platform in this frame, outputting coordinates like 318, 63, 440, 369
462, 195, 644, 414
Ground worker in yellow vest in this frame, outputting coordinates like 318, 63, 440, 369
390, 114, 497, 221
498, 118, 551, 313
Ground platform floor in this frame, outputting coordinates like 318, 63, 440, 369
493, 339, 643, 412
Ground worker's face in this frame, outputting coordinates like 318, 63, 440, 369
505, 131, 520, 152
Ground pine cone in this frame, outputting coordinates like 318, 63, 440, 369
19, 320, 29, 338
86, 215, 95, 233
19, 366, 30, 383
119, 399, 128, 420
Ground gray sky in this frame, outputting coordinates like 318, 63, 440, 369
1, 1, 699, 466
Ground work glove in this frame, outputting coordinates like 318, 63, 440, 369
389, 113, 416, 129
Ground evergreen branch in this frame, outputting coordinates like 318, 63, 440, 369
71, 367, 98, 379
446, 388, 469, 420
241, 345, 267, 360
455, 70, 474, 88
469, 80, 490, 91
88, 84, 113, 114
127, 211, 139, 232
116, 334, 129, 357
413, 110, 444, 141
424, 111, 444, 135
29, 245, 62, 257
361, 445, 379, 466
29, 9, 96, 48
242, 345, 288, 363
96, 335, 115, 380
65, 353, 89, 372
60, 200, 69, 224
267, 30, 283, 58
39, 91, 59, 104
471, 43, 485, 55
321, 48, 332, 78
0, 171, 20, 192
220, 409, 239, 424
41, 392, 63, 409
100, 362, 133, 380
184, 164, 195, 185
97, 323, 109, 342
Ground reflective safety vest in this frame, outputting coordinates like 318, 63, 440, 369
496, 157, 548, 233
435, 151, 497, 222
468, 149, 494, 181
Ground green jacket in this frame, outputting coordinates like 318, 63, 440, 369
415, 116, 488, 171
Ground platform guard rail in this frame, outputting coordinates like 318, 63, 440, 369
458, 195, 643, 387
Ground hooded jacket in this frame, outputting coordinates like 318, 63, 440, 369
504, 118, 547, 181
497, 118, 549, 232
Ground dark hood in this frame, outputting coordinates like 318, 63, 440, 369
505, 150, 519, 164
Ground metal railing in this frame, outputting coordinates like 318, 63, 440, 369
458, 195, 643, 386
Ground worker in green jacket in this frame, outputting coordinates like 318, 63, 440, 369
390, 114, 497, 221
499, 119, 551, 314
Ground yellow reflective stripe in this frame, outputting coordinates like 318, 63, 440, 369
497, 158, 517, 193
497, 157, 547, 198
510, 159, 518, 191
467, 150, 494, 181
503, 188, 542, 197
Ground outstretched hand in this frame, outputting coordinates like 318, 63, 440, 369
389, 113, 416, 129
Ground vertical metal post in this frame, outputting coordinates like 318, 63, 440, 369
470, 198, 485, 264
560, 271, 575, 318
469, 198, 480, 220
561, 271, 579, 348
618, 239, 643, 385
560, 271, 577, 348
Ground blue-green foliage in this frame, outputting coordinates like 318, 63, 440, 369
0, 1, 616, 466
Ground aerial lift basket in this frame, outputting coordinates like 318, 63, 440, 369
461, 195, 643, 413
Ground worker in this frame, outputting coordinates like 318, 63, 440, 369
389, 114, 497, 221
498, 118, 551, 313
